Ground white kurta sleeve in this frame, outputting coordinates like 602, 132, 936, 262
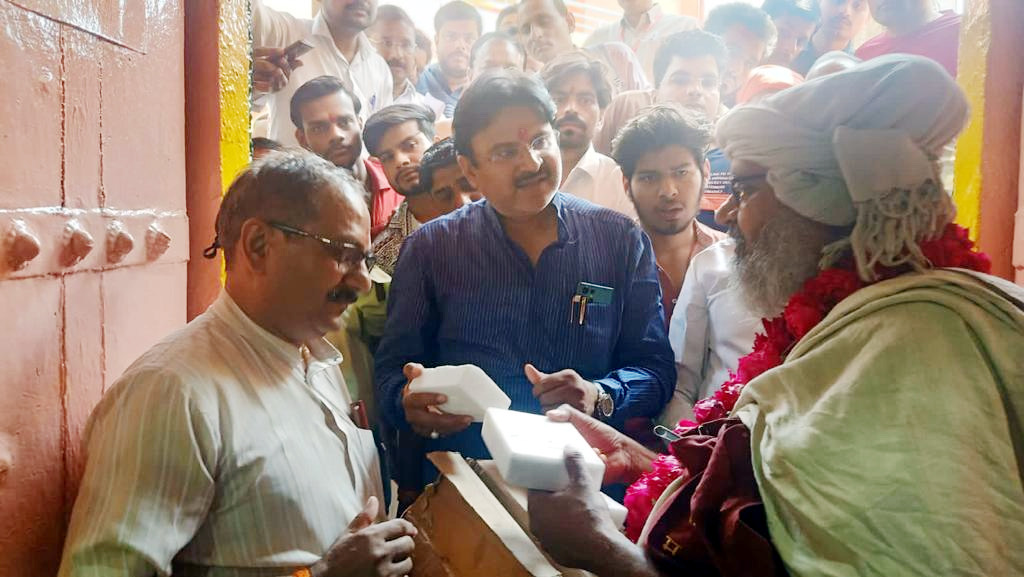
58, 370, 220, 577
253, 0, 303, 48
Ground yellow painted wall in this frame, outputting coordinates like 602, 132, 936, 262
219, 0, 253, 192
952, 1, 990, 240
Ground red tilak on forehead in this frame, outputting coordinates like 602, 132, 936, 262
518, 128, 529, 142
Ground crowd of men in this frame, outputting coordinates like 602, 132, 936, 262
56, 1, 1024, 576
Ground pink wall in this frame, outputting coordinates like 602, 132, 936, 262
0, 1, 187, 573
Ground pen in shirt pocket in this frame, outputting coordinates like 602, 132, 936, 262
350, 400, 370, 429
570, 282, 614, 326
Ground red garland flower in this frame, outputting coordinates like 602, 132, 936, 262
622, 224, 988, 541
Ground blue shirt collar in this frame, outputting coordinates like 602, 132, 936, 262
481, 191, 576, 246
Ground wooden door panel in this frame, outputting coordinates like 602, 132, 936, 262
0, 278, 66, 574
0, 1, 188, 573
63, 27, 103, 211
11, 0, 151, 50
102, 16, 186, 211
62, 273, 105, 506
0, 4, 61, 209
102, 263, 188, 385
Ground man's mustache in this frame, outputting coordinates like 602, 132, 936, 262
556, 114, 586, 129
515, 168, 552, 187
328, 286, 359, 304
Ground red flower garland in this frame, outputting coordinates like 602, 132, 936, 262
622, 224, 990, 542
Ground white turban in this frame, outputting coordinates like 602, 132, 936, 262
716, 55, 969, 279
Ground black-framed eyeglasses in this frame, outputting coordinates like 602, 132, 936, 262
730, 174, 769, 201
268, 221, 376, 272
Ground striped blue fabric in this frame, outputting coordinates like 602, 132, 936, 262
375, 193, 676, 460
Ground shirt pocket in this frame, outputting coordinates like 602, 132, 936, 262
568, 300, 618, 375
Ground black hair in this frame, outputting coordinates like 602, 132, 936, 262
470, 32, 525, 71
761, 0, 818, 21
652, 29, 730, 87
451, 70, 556, 163
496, 4, 519, 33
434, 1, 483, 36
252, 137, 283, 152
416, 137, 459, 197
363, 104, 438, 157
289, 75, 362, 130
375, 4, 416, 28
206, 151, 364, 266
521, 0, 570, 18
704, 2, 777, 45
540, 50, 613, 109
611, 104, 713, 180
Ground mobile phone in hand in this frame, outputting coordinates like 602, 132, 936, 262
282, 39, 314, 62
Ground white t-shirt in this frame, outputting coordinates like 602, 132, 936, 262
561, 146, 636, 219
584, 4, 697, 84
662, 238, 760, 426
254, 1, 393, 146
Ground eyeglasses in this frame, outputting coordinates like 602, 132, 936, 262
488, 131, 559, 165
268, 222, 376, 272
730, 174, 769, 201
370, 38, 415, 52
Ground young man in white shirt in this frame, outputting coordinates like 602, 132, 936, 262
59, 152, 417, 577
254, 0, 394, 146
663, 192, 759, 426
611, 104, 727, 328
584, 0, 697, 85
540, 52, 634, 217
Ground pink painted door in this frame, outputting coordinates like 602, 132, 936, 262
0, 2, 187, 573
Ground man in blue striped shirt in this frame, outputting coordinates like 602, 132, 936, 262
374, 70, 675, 475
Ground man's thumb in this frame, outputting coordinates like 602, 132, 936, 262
563, 448, 594, 490
348, 495, 379, 532
403, 362, 425, 381
524, 363, 546, 385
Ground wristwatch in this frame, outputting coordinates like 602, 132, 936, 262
594, 383, 614, 420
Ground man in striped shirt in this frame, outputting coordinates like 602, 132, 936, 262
59, 153, 416, 577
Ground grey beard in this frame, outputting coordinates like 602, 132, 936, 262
732, 207, 835, 317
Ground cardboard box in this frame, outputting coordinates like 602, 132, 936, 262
471, 460, 604, 577
404, 452, 564, 577
473, 460, 627, 531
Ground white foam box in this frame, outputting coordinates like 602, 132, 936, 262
482, 408, 606, 492
408, 365, 511, 422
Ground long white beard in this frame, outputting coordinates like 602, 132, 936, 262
732, 207, 835, 317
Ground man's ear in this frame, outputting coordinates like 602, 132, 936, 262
238, 218, 273, 273
622, 175, 632, 199
457, 154, 480, 191
566, 12, 576, 34
296, 129, 309, 149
